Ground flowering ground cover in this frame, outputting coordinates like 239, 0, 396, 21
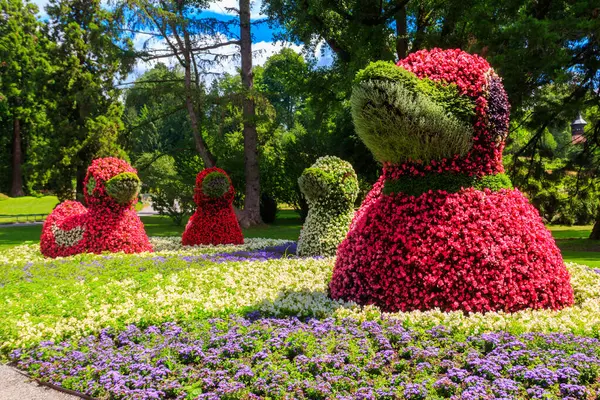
2, 236, 600, 398
10, 317, 600, 399
1, 238, 600, 352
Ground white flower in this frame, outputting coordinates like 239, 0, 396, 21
297, 156, 359, 256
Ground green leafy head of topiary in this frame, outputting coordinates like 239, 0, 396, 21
352, 61, 477, 164
202, 171, 230, 198
105, 172, 141, 205
298, 156, 359, 206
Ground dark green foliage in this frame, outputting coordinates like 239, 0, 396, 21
382, 173, 513, 197
509, 156, 600, 226
202, 172, 229, 199
105, 172, 141, 205
260, 193, 278, 224
0, 0, 54, 195
43, 0, 134, 195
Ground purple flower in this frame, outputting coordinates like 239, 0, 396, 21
403, 383, 427, 399
10, 318, 600, 399
560, 383, 587, 399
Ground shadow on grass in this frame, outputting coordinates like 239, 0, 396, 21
249, 288, 350, 319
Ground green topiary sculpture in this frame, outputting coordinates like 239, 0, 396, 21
297, 156, 359, 256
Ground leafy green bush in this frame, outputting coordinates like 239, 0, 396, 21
297, 156, 359, 256
509, 156, 600, 225
136, 154, 195, 226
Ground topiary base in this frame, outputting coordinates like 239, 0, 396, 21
41, 200, 153, 257
330, 187, 574, 313
181, 167, 244, 246
182, 206, 244, 246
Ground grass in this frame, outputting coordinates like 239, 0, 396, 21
0, 208, 598, 266
0, 210, 303, 250
0, 196, 59, 223
0, 195, 143, 223
141, 209, 302, 240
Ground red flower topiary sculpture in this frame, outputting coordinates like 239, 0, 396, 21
40, 158, 152, 257
330, 48, 574, 313
182, 167, 243, 246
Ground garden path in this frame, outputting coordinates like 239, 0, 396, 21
0, 364, 78, 400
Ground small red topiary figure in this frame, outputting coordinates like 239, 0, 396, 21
182, 167, 243, 246
330, 48, 574, 313
40, 158, 152, 257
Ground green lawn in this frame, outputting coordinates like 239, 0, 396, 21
0, 210, 303, 250
548, 225, 600, 267
0, 196, 59, 221
1, 209, 598, 266
0, 195, 143, 223
137, 209, 302, 240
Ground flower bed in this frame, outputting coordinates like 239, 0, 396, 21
11, 317, 600, 399
2, 238, 600, 356
2, 237, 600, 398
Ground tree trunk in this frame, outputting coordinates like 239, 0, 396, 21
395, 3, 408, 60
183, 48, 215, 168
181, 23, 215, 168
238, 0, 263, 228
9, 117, 25, 197
591, 210, 600, 240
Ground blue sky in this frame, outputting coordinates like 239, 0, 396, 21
31, 0, 333, 80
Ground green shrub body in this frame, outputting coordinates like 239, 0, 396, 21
297, 156, 359, 256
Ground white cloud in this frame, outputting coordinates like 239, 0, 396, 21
30, 0, 48, 16
123, 35, 303, 86
208, 0, 265, 19
32, 0, 265, 19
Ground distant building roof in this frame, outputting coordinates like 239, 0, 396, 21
571, 113, 587, 127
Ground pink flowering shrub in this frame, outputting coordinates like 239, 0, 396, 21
330, 48, 574, 313
182, 167, 244, 246
40, 158, 152, 258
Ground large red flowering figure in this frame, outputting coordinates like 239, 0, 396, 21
182, 167, 243, 246
40, 158, 152, 257
330, 49, 574, 313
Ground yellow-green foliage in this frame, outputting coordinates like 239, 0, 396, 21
355, 61, 476, 124
105, 172, 141, 204
352, 61, 477, 164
